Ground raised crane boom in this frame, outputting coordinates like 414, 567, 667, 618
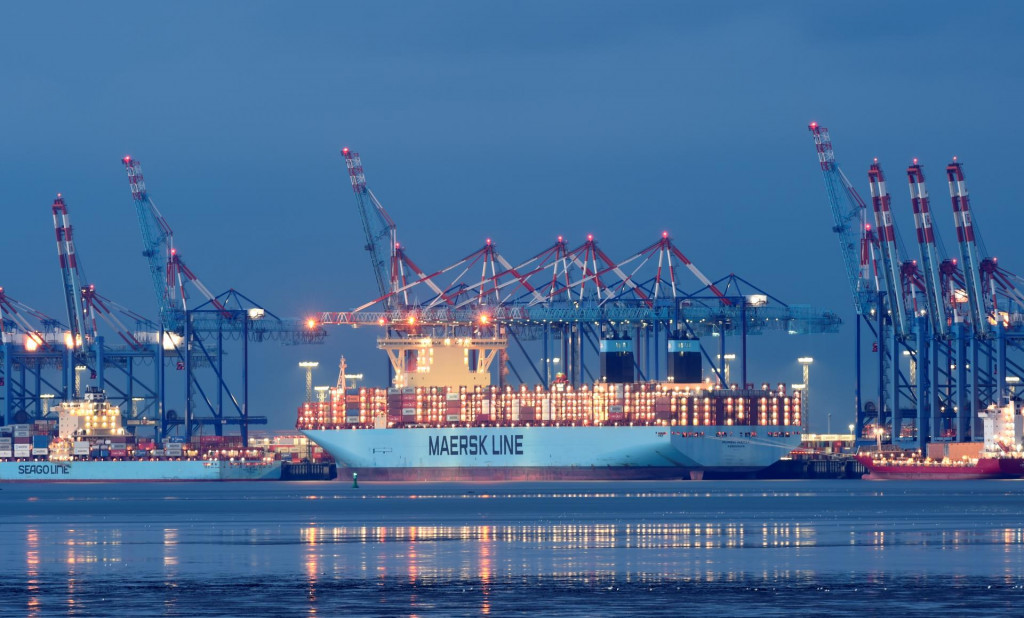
906, 162, 949, 338
946, 159, 987, 336
341, 147, 398, 305
808, 123, 878, 316
52, 194, 149, 349
51, 194, 89, 346
867, 161, 910, 337
122, 156, 222, 331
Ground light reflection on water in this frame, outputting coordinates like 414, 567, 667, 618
297, 522, 819, 550
3, 481, 1024, 615
26, 528, 39, 618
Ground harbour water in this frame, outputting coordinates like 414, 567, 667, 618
2, 480, 1024, 616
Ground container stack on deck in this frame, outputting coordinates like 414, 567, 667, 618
297, 382, 801, 431
0, 423, 289, 463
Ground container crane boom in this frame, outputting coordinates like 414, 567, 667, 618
51, 194, 90, 346
906, 162, 949, 338
53, 194, 150, 349
0, 288, 60, 351
946, 159, 988, 336
867, 161, 910, 337
342, 147, 398, 305
808, 123, 877, 316
122, 156, 223, 330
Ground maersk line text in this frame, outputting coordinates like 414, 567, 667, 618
428, 434, 524, 456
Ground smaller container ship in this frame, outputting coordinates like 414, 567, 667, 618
0, 387, 281, 482
855, 401, 1024, 480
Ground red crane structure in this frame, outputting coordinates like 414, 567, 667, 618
320, 147, 841, 390
812, 122, 1024, 448
51, 195, 148, 352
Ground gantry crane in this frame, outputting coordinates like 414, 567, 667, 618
122, 156, 325, 443
341, 147, 399, 306
809, 123, 898, 442
122, 157, 223, 332
812, 123, 1024, 447
324, 147, 841, 393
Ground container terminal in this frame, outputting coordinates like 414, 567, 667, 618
808, 123, 1024, 466
4, 124, 1020, 480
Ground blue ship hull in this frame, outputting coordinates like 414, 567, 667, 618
302, 425, 801, 480
0, 460, 282, 481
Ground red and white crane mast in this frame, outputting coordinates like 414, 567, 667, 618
946, 159, 987, 335
51, 194, 89, 346
906, 162, 949, 338
867, 161, 910, 337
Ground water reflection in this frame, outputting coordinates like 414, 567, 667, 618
293, 521, 825, 584
163, 528, 179, 568
302, 526, 319, 614
299, 522, 816, 551
162, 528, 179, 615
26, 528, 40, 617
65, 529, 77, 616
479, 526, 492, 616
7, 482, 1024, 615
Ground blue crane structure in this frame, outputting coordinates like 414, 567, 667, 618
810, 123, 1024, 450
317, 148, 842, 397
809, 123, 905, 444
49, 194, 163, 425
0, 195, 163, 427
0, 159, 328, 443
0, 288, 67, 424
122, 157, 326, 443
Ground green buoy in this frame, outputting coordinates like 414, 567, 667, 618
352, 472, 359, 488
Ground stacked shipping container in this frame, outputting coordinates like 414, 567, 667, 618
297, 383, 801, 430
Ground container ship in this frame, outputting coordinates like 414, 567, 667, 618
298, 336, 803, 480
855, 401, 1024, 480
0, 387, 281, 482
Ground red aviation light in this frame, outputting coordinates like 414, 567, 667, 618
662, 231, 668, 238
342, 147, 350, 155
809, 121, 818, 129
587, 234, 593, 242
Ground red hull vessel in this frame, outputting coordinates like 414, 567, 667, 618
855, 454, 1024, 480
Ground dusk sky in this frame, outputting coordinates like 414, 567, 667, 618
2, 3, 1022, 430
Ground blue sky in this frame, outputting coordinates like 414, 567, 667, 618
1, 3, 1022, 430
